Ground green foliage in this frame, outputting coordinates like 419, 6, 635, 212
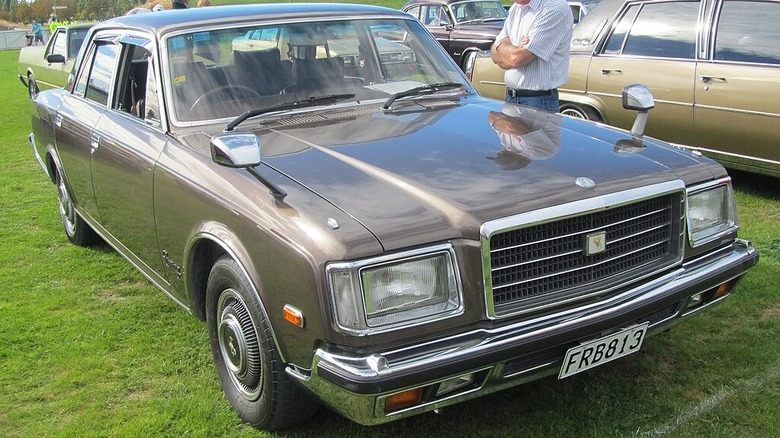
1, 44, 779, 437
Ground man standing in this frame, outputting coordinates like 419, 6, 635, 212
172, 0, 189, 9
31, 20, 43, 46
491, 0, 573, 111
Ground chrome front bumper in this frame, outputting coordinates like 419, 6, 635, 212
288, 239, 758, 426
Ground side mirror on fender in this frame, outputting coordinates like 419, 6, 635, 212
622, 84, 654, 139
210, 132, 262, 168
211, 132, 287, 200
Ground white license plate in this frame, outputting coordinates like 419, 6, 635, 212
558, 323, 648, 379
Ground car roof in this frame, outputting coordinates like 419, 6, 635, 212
95, 3, 411, 36
403, 0, 497, 8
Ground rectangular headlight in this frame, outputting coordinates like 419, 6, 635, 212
328, 245, 462, 333
687, 179, 738, 247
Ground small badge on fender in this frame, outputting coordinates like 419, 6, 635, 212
584, 231, 607, 256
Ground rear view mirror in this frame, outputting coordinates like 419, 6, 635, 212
46, 54, 66, 64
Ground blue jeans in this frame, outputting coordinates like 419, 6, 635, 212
506, 89, 559, 112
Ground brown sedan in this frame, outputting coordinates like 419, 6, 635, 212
27, 3, 757, 431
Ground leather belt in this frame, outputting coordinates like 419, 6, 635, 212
507, 88, 555, 97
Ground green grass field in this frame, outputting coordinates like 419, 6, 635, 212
1, 39, 779, 437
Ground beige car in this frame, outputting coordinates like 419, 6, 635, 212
468, 0, 780, 177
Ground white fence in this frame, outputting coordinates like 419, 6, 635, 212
0, 29, 50, 50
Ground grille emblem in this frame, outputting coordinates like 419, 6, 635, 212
575, 177, 596, 189
584, 231, 607, 255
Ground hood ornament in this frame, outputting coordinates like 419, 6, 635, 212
575, 177, 596, 189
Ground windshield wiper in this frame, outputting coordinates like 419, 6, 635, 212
225, 93, 355, 132
382, 82, 464, 110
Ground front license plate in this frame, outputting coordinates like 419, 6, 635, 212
558, 323, 648, 379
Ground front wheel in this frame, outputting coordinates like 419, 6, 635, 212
28, 75, 38, 100
205, 256, 319, 431
54, 167, 97, 246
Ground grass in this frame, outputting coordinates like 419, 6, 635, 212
2, 38, 780, 437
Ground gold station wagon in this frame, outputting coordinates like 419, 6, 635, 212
468, 0, 780, 177
27, 3, 757, 431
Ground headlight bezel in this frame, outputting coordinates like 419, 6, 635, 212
686, 177, 739, 248
327, 244, 463, 335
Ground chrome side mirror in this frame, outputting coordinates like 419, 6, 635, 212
622, 84, 654, 138
210, 132, 262, 168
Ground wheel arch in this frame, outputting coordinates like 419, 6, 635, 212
184, 226, 290, 363
558, 92, 608, 122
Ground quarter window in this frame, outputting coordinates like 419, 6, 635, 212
603, 1, 699, 59
714, 0, 780, 65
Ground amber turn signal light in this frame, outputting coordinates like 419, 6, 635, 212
384, 388, 423, 413
283, 305, 304, 328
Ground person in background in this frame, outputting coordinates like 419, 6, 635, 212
31, 20, 44, 45
172, 0, 189, 9
198, 0, 211, 6
491, 0, 573, 112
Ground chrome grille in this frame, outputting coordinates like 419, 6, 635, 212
486, 191, 684, 317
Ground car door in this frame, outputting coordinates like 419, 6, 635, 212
53, 38, 115, 223
90, 37, 169, 286
693, 0, 780, 171
585, 1, 700, 146
39, 27, 69, 89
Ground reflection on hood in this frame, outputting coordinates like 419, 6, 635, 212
489, 104, 562, 170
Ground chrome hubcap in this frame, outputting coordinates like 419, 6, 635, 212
57, 176, 76, 236
217, 289, 262, 400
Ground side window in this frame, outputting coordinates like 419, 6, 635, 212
621, 1, 699, 59
423, 5, 450, 25
714, 0, 780, 65
603, 1, 699, 59
406, 6, 420, 20
114, 43, 156, 123
48, 30, 66, 57
73, 44, 94, 96
603, 5, 639, 54
85, 44, 119, 106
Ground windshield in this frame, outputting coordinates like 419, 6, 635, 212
451, 1, 508, 23
164, 18, 468, 123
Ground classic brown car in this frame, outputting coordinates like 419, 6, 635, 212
403, 0, 507, 68
28, 3, 757, 431
467, 0, 780, 177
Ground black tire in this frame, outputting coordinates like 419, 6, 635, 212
28, 75, 38, 100
205, 256, 319, 431
54, 167, 98, 246
559, 103, 603, 122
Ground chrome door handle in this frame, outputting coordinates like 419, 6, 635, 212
600, 68, 622, 74
90, 133, 100, 150
699, 75, 727, 83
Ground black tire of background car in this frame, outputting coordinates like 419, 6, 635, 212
205, 256, 320, 430
55, 166, 98, 246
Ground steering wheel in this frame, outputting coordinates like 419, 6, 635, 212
190, 85, 261, 111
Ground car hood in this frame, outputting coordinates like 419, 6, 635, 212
194, 97, 718, 251
453, 21, 505, 36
